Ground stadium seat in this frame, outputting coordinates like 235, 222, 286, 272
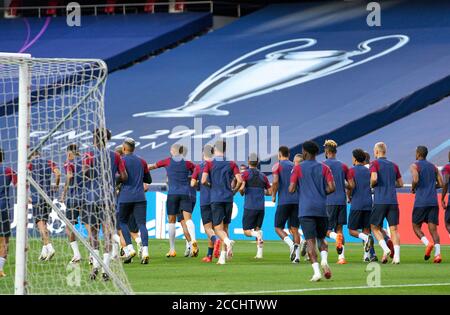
8, 0, 21, 16
144, 0, 155, 13
104, 0, 116, 15
46, 0, 58, 16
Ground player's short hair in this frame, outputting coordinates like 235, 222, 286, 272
203, 144, 214, 159
93, 127, 109, 147
416, 145, 428, 158
214, 140, 226, 153
240, 164, 247, 171
302, 140, 319, 156
364, 151, 371, 164
278, 146, 289, 158
123, 137, 136, 152
180, 145, 188, 157
352, 148, 366, 163
0, 148, 3, 163
374, 142, 386, 153
248, 153, 259, 167
66, 143, 79, 155
294, 153, 303, 162
324, 139, 337, 153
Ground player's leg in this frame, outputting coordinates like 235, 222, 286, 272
336, 206, 347, 263
427, 206, 441, 263
132, 201, 149, 264
118, 202, 136, 261
317, 217, 332, 279
126, 212, 142, 258
275, 204, 297, 261
166, 195, 180, 257
177, 215, 191, 257
201, 205, 218, 262
214, 202, 234, 264
66, 206, 81, 263
290, 204, 304, 261
243, 209, 262, 258
0, 210, 10, 277
446, 206, 450, 236
326, 205, 343, 255
300, 216, 322, 281
387, 205, 400, 264
181, 197, 198, 257
349, 210, 373, 262
34, 203, 55, 261
370, 205, 392, 263
254, 211, 265, 259
412, 207, 431, 259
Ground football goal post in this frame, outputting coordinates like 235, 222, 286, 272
0, 53, 132, 295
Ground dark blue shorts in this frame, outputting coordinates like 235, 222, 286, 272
348, 210, 371, 230
243, 209, 265, 230
33, 202, 52, 223
119, 201, 147, 227
299, 216, 328, 240
370, 204, 399, 227
200, 204, 213, 225
116, 209, 139, 233
274, 204, 299, 229
167, 194, 191, 216
66, 207, 89, 225
85, 203, 106, 226
412, 206, 439, 225
177, 199, 196, 222
326, 205, 347, 230
0, 208, 11, 237
211, 202, 233, 226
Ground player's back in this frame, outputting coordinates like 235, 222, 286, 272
370, 157, 400, 205
29, 157, 54, 202
414, 159, 438, 207
349, 165, 372, 211
119, 153, 147, 203
323, 158, 348, 206
207, 157, 237, 203
64, 157, 84, 197
274, 160, 298, 205
297, 160, 331, 217
243, 168, 268, 210
197, 161, 210, 205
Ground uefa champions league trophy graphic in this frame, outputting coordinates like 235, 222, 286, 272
133, 35, 409, 118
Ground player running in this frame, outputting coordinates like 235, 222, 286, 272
272, 146, 303, 263
347, 149, 375, 262
118, 138, 152, 264
0, 149, 17, 278
370, 142, 403, 264
201, 140, 242, 265
84, 128, 128, 279
28, 149, 61, 261
441, 151, 450, 236
191, 144, 221, 262
112, 144, 142, 262
61, 144, 89, 264
239, 153, 271, 259
290, 141, 335, 282
410, 146, 444, 263
323, 140, 350, 264
149, 143, 197, 258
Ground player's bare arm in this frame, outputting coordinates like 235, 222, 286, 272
410, 163, 419, 193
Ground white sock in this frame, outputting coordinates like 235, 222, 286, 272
168, 223, 176, 251
283, 236, 294, 247
420, 236, 429, 246
338, 246, 345, 259
46, 243, 54, 252
250, 230, 258, 237
135, 237, 142, 246
112, 243, 119, 257
224, 237, 232, 247
185, 240, 191, 249
70, 241, 81, 257
358, 233, 369, 242
93, 250, 100, 268
312, 262, 321, 276
113, 234, 121, 244
142, 246, 149, 257
295, 244, 300, 259
186, 219, 196, 242
379, 239, 390, 253
126, 244, 135, 253
102, 253, 111, 272
434, 244, 440, 256
329, 232, 337, 240
363, 251, 369, 259
220, 250, 226, 262
0, 257, 5, 271
320, 250, 328, 265
394, 245, 400, 260
256, 246, 263, 257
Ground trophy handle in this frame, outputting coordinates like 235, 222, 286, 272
322, 34, 409, 77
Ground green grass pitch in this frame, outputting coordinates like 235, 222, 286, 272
1, 239, 449, 294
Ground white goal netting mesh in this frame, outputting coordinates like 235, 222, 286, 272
0, 56, 132, 294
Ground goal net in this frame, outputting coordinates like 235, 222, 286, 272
0, 53, 132, 294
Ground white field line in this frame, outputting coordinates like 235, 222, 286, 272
135, 282, 450, 295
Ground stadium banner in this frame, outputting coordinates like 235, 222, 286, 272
12, 192, 449, 245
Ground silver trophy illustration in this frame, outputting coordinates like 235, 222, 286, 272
133, 35, 409, 118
